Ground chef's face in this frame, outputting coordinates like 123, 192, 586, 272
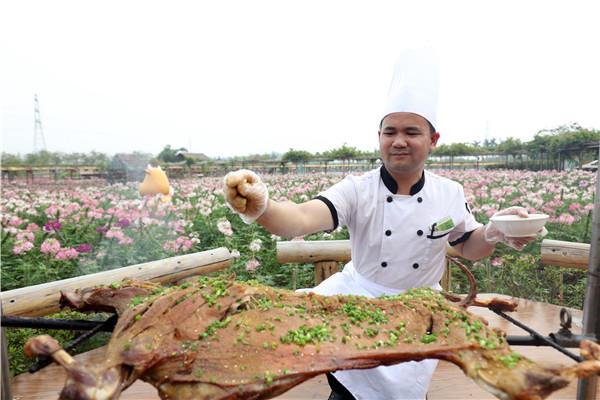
378, 112, 440, 177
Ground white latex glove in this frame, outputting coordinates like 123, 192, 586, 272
483, 206, 547, 251
223, 169, 269, 224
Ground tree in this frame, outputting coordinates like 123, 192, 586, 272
1, 153, 23, 165
23, 150, 62, 165
482, 138, 498, 152
323, 143, 360, 160
431, 143, 476, 167
245, 153, 274, 161
525, 125, 600, 169
157, 145, 187, 163
282, 149, 313, 163
82, 151, 109, 167
497, 137, 523, 155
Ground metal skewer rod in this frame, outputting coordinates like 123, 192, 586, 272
1, 316, 114, 331
492, 309, 582, 362
28, 314, 118, 373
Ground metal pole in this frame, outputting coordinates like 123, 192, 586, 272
1, 316, 114, 331
1, 304, 13, 400
577, 146, 600, 400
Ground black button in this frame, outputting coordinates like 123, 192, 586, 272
386, 196, 393, 203
412, 263, 419, 269
381, 262, 388, 268
385, 230, 391, 236
417, 230, 423, 236
417, 197, 423, 203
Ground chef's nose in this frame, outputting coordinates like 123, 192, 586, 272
392, 134, 408, 147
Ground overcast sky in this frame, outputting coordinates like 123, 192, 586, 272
1, 1, 599, 158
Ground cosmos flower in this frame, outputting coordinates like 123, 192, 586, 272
76, 243, 93, 253
245, 258, 260, 272
44, 220, 62, 232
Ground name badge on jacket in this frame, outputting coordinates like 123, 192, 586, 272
427, 216, 455, 239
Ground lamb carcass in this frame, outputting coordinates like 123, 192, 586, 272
25, 276, 600, 400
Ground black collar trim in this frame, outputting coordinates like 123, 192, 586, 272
380, 166, 425, 195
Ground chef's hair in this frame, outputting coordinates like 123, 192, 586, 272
379, 115, 436, 135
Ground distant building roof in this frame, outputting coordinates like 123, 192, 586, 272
175, 151, 209, 161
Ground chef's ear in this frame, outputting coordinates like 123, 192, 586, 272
430, 132, 440, 147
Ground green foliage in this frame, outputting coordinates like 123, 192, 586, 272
6, 310, 112, 375
447, 212, 591, 310
1, 152, 23, 165
450, 252, 586, 309
3, 123, 597, 170
431, 125, 599, 165
321, 143, 361, 160
433, 143, 476, 156
282, 148, 313, 163
527, 124, 600, 165
222, 153, 279, 162
497, 137, 524, 155
1, 151, 109, 167
157, 145, 188, 163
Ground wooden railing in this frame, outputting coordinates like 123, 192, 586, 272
0, 248, 234, 399
0, 248, 233, 317
540, 239, 591, 269
275, 239, 590, 292
0, 239, 592, 400
2, 238, 587, 317
276, 239, 457, 290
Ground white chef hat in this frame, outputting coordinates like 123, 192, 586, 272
381, 46, 440, 129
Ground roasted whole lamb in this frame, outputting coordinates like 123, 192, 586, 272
25, 276, 600, 400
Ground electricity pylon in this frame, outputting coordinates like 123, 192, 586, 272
33, 94, 47, 153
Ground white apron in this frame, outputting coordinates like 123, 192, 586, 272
299, 262, 439, 400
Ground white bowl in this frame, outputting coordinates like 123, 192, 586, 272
490, 213, 549, 237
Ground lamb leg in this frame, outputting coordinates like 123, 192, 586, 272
25, 335, 125, 400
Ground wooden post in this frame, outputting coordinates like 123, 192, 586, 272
291, 266, 298, 291
277, 241, 349, 287
1, 248, 232, 317
439, 244, 463, 292
559, 271, 564, 306
314, 261, 340, 286
441, 258, 452, 292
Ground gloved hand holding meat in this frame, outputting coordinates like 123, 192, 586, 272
25, 276, 600, 400
223, 169, 269, 224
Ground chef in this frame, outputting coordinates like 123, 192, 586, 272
223, 47, 537, 400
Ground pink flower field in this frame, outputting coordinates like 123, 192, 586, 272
1, 169, 596, 307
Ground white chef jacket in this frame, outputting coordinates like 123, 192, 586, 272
310, 166, 481, 400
